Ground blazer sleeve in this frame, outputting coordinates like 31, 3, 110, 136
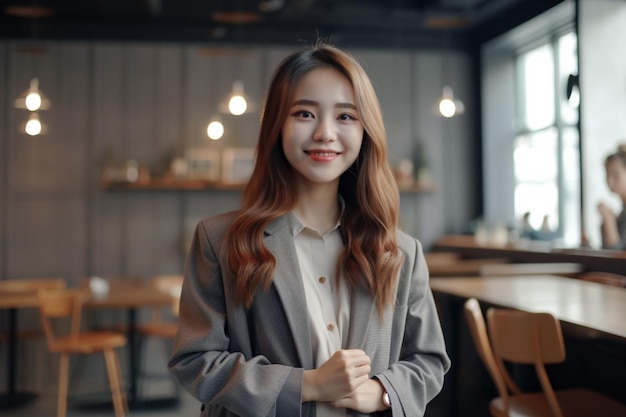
375, 237, 451, 417
168, 219, 306, 417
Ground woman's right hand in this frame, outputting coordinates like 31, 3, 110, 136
302, 349, 371, 403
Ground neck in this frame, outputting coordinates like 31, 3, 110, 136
294, 181, 340, 234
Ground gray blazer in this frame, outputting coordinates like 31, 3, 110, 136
169, 211, 450, 417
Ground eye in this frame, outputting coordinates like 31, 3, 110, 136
338, 113, 357, 121
294, 110, 314, 118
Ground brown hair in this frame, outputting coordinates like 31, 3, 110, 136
225, 43, 403, 315
605, 144, 626, 166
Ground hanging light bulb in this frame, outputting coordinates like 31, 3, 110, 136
228, 81, 247, 115
220, 80, 255, 116
437, 86, 465, 118
207, 117, 224, 140
24, 112, 42, 136
15, 78, 50, 111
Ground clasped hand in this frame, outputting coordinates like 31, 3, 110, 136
302, 349, 387, 413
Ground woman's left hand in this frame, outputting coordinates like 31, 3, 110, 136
331, 378, 388, 413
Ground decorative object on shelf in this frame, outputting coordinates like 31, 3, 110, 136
221, 147, 255, 185
185, 148, 221, 181
101, 159, 150, 184
169, 157, 188, 179
394, 159, 414, 189
411, 139, 433, 186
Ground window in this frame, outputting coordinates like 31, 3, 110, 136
513, 31, 580, 245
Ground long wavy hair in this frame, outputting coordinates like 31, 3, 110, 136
225, 43, 404, 315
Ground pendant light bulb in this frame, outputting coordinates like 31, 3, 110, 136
207, 119, 224, 140
25, 112, 42, 136
25, 91, 42, 111
228, 81, 247, 116
438, 86, 464, 118
15, 78, 50, 111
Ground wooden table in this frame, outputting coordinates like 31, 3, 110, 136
429, 274, 626, 417
430, 275, 626, 340
83, 279, 177, 411
433, 234, 626, 275
427, 258, 509, 277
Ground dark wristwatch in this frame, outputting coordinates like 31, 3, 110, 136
382, 390, 391, 408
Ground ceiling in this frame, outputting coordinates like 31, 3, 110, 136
1, 0, 564, 49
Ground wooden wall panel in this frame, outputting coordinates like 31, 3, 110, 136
92, 43, 127, 277
8, 197, 87, 283
6, 43, 91, 281
412, 51, 446, 247
353, 49, 414, 167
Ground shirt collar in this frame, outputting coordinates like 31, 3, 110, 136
287, 195, 345, 237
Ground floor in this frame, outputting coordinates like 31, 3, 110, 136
4, 384, 201, 417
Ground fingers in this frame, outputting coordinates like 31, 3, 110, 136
308, 350, 371, 402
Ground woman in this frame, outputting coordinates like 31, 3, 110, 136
599, 144, 626, 249
168, 43, 450, 417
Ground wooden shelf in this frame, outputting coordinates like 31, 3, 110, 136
100, 178, 245, 191
100, 179, 436, 193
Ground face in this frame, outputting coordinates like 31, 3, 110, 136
605, 158, 626, 196
281, 67, 364, 190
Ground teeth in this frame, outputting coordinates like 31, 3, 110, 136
308, 151, 336, 156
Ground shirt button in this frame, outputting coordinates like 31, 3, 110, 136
318, 276, 326, 284
327, 323, 335, 331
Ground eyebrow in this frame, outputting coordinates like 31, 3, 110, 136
291, 99, 357, 110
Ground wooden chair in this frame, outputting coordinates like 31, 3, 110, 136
0, 278, 67, 391
137, 274, 183, 339
484, 303, 626, 416
38, 288, 128, 417
136, 275, 182, 396
464, 298, 523, 416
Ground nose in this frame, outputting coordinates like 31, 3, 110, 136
312, 117, 336, 142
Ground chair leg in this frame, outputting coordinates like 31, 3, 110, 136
104, 349, 127, 417
115, 348, 129, 415
57, 353, 69, 417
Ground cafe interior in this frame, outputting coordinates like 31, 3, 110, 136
1, 0, 626, 416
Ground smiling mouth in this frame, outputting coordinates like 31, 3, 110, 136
304, 150, 340, 156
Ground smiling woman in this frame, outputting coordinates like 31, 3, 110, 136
168, 43, 450, 417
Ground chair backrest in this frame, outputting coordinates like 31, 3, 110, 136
149, 274, 183, 323
463, 298, 521, 408
487, 308, 566, 417
38, 288, 90, 349
152, 274, 183, 297
487, 309, 566, 364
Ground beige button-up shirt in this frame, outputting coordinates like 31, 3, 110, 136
288, 209, 352, 417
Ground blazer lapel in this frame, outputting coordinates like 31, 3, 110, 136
264, 216, 314, 369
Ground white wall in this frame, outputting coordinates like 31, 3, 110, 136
579, 0, 626, 247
